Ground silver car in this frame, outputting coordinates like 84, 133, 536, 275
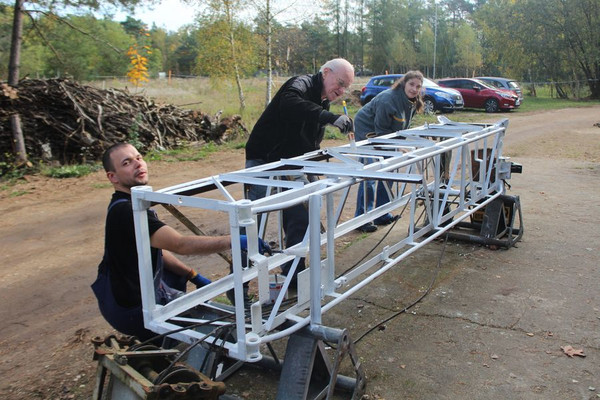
476, 77, 524, 102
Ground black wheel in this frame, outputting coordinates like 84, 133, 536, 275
484, 98, 499, 113
423, 98, 436, 114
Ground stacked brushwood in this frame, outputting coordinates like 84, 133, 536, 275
0, 78, 248, 165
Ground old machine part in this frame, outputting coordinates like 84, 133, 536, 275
91, 334, 226, 400
93, 116, 523, 399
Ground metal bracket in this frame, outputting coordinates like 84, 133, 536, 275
276, 326, 365, 400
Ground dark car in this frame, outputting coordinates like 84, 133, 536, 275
359, 74, 464, 113
476, 77, 524, 102
437, 78, 520, 113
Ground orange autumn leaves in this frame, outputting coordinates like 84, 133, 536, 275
127, 27, 152, 88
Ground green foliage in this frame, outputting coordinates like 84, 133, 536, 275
194, 18, 260, 78
41, 164, 101, 178
0, 153, 37, 181
0, 5, 11, 78
127, 114, 144, 149
453, 23, 482, 76
31, 14, 133, 80
324, 127, 344, 140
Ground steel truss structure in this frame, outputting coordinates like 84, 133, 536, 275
131, 116, 517, 364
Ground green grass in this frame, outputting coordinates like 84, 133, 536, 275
517, 95, 599, 112
8, 190, 29, 197
145, 141, 244, 162
41, 164, 101, 178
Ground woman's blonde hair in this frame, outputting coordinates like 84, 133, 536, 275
392, 70, 425, 113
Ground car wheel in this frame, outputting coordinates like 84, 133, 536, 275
484, 98, 499, 113
423, 98, 436, 115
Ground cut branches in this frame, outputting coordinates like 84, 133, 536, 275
0, 78, 248, 165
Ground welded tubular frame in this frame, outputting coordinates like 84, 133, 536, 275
131, 117, 513, 362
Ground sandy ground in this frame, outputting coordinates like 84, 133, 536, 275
0, 106, 599, 399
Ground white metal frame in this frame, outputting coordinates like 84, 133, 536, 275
131, 117, 513, 362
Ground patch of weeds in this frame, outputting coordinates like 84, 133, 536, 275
145, 150, 164, 162
92, 182, 112, 189
176, 143, 218, 161
146, 143, 222, 162
325, 127, 344, 140
127, 114, 144, 150
0, 156, 38, 181
41, 164, 101, 179
9, 190, 29, 197
223, 140, 246, 150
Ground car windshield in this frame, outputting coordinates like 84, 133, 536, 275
371, 77, 399, 87
508, 81, 520, 89
473, 79, 496, 90
422, 78, 439, 88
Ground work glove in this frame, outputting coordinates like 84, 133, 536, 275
259, 238, 272, 255
189, 270, 211, 288
239, 235, 272, 255
332, 115, 353, 134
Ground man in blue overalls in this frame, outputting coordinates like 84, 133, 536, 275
92, 143, 269, 341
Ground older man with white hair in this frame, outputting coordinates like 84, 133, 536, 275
245, 58, 355, 286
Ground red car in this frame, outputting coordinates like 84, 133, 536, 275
437, 78, 520, 113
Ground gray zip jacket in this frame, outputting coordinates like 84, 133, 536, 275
354, 88, 416, 141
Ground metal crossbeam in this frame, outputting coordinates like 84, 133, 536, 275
131, 116, 514, 362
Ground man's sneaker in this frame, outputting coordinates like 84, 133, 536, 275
356, 223, 377, 233
374, 214, 400, 226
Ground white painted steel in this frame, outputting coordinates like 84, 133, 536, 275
131, 117, 511, 362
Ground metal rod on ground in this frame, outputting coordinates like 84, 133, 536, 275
162, 203, 233, 265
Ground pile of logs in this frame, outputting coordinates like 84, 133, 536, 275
0, 78, 248, 165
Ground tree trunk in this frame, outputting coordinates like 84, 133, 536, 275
10, 114, 28, 166
225, 7, 245, 111
230, 40, 245, 111
8, 0, 28, 165
555, 83, 568, 99
264, 0, 272, 107
590, 78, 600, 99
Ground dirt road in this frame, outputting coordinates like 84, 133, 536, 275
0, 106, 599, 399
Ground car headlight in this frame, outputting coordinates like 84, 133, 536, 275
499, 92, 513, 99
437, 92, 452, 100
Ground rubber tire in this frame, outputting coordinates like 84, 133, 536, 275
423, 98, 436, 115
484, 98, 499, 113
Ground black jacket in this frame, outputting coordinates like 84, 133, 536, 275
245, 72, 338, 162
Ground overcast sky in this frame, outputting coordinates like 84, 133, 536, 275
114, 0, 196, 31
116, 0, 321, 32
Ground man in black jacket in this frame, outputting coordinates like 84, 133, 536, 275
245, 58, 355, 283
246, 58, 355, 164
93, 143, 269, 340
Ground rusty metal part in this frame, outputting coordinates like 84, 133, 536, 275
92, 334, 226, 400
